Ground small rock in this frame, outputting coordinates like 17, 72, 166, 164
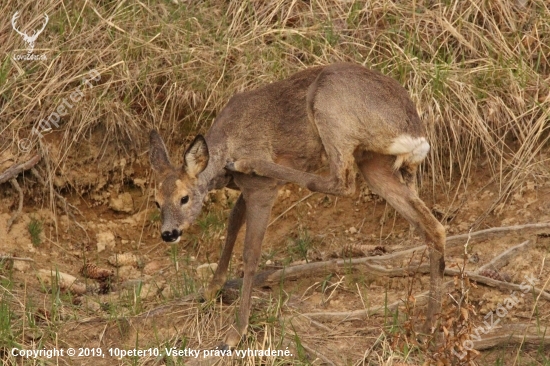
58, 215, 70, 228
24, 329, 44, 341
161, 285, 173, 299
53, 175, 66, 188
109, 192, 134, 213
37, 269, 86, 295
96, 231, 116, 253
83, 298, 102, 313
13, 260, 30, 272
348, 227, 358, 234
133, 178, 147, 193
278, 189, 291, 200
265, 260, 272, 266
137, 283, 157, 300
196, 263, 218, 282
143, 261, 162, 275
117, 265, 140, 280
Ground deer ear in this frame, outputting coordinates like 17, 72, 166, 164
183, 135, 209, 178
149, 130, 172, 175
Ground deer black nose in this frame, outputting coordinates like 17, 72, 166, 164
161, 229, 182, 243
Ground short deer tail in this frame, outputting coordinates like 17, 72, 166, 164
387, 135, 430, 171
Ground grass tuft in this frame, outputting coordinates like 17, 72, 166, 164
27, 217, 42, 247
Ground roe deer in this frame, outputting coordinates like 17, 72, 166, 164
149, 62, 445, 349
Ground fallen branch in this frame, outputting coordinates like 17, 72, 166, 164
0, 256, 34, 262
299, 341, 336, 366
477, 240, 530, 273
0, 155, 41, 230
447, 268, 550, 301
243, 258, 550, 301
370, 222, 550, 265
472, 323, 549, 350
297, 269, 550, 322
446, 223, 550, 245
0, 154, 40, 184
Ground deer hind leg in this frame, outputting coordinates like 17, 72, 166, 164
223, 184, 278, 349
204, 193, 246, 301
357, 153, 445, 332
227, 142, 356, 197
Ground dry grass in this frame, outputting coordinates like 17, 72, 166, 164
2, 0, 549, 206
1, 0, 550, 365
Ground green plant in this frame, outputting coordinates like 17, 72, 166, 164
149, 210, 161, 223
0, 296, 19, 350
287, 228, 313, 262
197, 210, 225, 235
27, 218, 42, 247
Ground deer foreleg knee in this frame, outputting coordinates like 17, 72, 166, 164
226, 159, 255, 174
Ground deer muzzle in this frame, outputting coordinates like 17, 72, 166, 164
161, 229, 182, 243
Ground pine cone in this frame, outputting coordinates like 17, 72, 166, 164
80, 263, 114, 281
98, 281, 113, 294
369, 246, 387, 256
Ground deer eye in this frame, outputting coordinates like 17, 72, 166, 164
181, 196, 189, 205
154, 201, 160, 209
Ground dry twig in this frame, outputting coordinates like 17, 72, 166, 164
0, 154, 40, 184
476, 240, 530, 273
472, 324, 550, 350
1, 155, 41, 230
268, 192, 315, 227
0, 256, 34, 262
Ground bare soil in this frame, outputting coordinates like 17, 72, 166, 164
1, 140, 550, 366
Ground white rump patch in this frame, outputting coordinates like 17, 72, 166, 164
387, 135, 430, 170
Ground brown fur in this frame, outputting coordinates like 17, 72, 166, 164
149, 62, 445, 348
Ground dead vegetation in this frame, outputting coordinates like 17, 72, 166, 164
1, 0, 550, 365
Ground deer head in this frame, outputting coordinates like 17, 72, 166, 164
11, 12, 49, 53
149, 130, 209, 243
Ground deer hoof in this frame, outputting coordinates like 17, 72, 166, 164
202, 284, 222, 302
214, 342, 232, 351
224, 328, 245, 348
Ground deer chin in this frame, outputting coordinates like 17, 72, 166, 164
171, 236, 181, 244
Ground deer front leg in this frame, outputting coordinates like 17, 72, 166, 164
204, 193, 246, 301
226, 157, 356, 197
223, 186, 278, 349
